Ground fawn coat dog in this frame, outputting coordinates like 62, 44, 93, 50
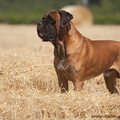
37, 10, 119, 94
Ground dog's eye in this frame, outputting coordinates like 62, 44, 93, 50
48, 19, 54, 24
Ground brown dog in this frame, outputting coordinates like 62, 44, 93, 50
37, 10, 119, 94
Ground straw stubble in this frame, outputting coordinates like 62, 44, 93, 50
0, 24, 120, 119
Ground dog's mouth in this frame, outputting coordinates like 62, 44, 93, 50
39, 32, 43, 37
37, 29, 55, 42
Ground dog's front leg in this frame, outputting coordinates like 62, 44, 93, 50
54, 61, 68, 93
73, 79, 84, 92
58, 74, 68, 93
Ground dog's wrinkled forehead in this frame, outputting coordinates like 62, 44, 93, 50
42, 10, 73, 33
43, 10, 61, 34
43, 10, 60, 21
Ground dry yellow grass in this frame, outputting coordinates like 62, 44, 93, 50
0, 24, 120, 120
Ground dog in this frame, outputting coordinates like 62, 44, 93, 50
37, 10, 119, 94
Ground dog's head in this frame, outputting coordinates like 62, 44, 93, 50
37, 10, 73, 42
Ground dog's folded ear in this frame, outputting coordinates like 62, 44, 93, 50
58, 10, 73, 28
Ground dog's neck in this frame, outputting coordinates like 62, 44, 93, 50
52, 22, 83, 60
59, 24, 71, 41
52, 23, 72, 60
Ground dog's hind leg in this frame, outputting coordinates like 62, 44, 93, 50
103, 69, 119, 94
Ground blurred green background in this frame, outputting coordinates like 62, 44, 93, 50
0, 0, 120, 24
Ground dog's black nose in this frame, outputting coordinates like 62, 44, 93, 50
37, 22, 42, 25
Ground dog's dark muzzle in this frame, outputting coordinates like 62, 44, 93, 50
37, 21, 57, 42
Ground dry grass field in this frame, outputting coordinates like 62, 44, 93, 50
0, 24, 120, 120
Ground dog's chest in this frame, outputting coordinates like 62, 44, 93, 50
57, 60, 69, 71
56, 59, 76, 81
57, 59, 76, 74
